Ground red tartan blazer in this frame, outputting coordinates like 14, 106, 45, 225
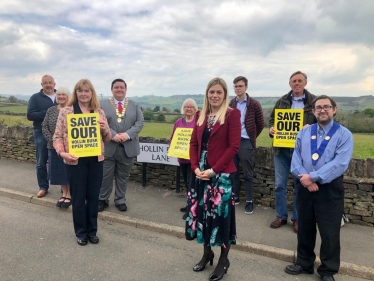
189, 108, 241, 174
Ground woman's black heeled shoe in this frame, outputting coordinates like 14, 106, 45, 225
208, 259, 230, 281
56, 197, 66, 207
60, 198, 71, 208
193, 251, 215, 272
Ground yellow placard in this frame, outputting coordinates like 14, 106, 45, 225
273, 109, 304, 148
67, 113, 102, 157
167, 128, 193, 159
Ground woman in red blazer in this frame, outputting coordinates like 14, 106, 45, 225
185, 78, 241, 281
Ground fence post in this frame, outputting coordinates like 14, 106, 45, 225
142, 163, 147, 187
176, 166, 181, 193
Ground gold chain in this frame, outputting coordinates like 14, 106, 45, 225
110, 98, 129, 123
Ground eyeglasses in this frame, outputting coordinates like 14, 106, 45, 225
314, 105, 333, 112
184, 106, 195, 109
290, 79, 305, 83
233, 85, 245, 88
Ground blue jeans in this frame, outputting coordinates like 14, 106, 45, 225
274, 148, 297, 221
33, 129, 49, 191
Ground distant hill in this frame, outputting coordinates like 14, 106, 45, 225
126, 94, 374, 112
2, 94, 374, 112
0, 95, 33, 103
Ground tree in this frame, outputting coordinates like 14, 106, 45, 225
143, 109, 154, 121
162, 106, 170, 113
363, 108, 374, 118
174, 108, 180, 113
153, 106, 160, 112
8, 96, 18, 103
156, 113, 166, 121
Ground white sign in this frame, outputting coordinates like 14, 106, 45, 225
137, 143, 179, 166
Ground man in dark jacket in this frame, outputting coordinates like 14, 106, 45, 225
269, 71, 316, 233
229, 76, 264, 214
27, 75, 57, 198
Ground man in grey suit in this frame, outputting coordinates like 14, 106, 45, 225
98, 78, 144, 212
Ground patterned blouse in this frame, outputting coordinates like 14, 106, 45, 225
42, 105, 60, 149
53, 105, 111, 165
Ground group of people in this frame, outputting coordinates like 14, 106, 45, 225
27, 71, 353, 281
169, 73, 353, 281
27, 76, 144, 246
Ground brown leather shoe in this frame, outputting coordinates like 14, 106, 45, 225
270, 217, 287, 229
36, 190, 48, 198
293, 220, 298, 233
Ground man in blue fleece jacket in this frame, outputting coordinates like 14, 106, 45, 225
27, 75, 57, 198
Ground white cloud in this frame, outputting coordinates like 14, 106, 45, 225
0, 0, 373, 98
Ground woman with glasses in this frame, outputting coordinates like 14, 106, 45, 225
186, 78, 241, 281
169, 99, 198, 219
42, 87, 71, 208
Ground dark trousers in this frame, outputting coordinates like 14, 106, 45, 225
232, 139, 255, 201
296, 176, 344, 277
66, 157, 103, 239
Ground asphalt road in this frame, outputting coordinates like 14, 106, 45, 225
0, 197, 367, 281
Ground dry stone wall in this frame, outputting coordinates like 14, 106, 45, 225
0, 125, 373, 227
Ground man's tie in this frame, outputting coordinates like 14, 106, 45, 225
118, 102, 123, 114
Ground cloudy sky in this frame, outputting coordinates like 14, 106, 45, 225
0, 0, 373, 98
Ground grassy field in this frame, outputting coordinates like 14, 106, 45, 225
0, 105, 27, 113
351, 134, 374, 159
139, 122, 173, 139
155, 114, 182, 122
0, 114, 31, 126
0, 102, 28, 114
140, 122, 373, 159
0, 114, 372, 159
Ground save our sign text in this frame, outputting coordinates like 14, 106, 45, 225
276, 111, 301, 140
273, 109, 304, 148
69, 116, 98, 149
276, 112, 301, 132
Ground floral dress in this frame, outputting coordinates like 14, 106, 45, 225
185, 116, 236, 247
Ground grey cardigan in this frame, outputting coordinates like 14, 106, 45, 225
42, 105, 60, 149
